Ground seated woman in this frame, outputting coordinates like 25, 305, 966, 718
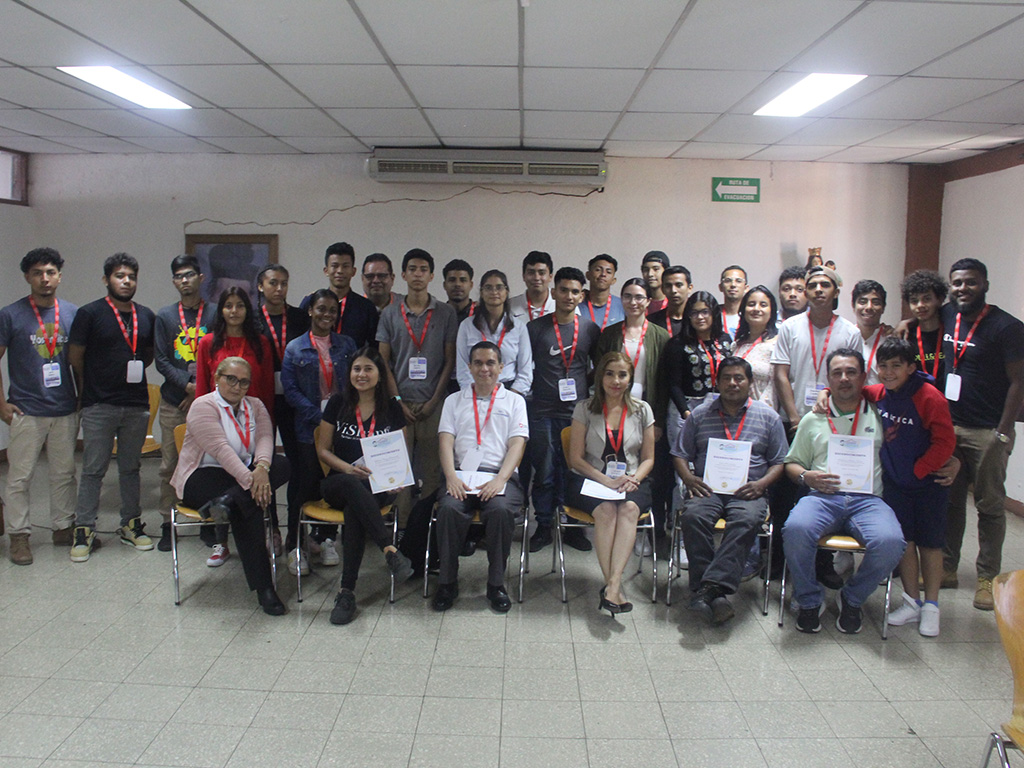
171, 356, 289, 615
565, 351, 655, 614
317, 346, 415, 625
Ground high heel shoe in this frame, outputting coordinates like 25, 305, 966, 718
599, 586, 624, 615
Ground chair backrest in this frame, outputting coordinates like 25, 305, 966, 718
174, 423, 187, 453
560, 426, 572, 460
994, 570, 1024, 744
147, 383, 160, 436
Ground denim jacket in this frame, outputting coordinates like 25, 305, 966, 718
281, 332, 357, 443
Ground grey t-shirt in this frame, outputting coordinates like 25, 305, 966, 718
376, 295, 458, 402
0, 296, 79, 417
527, 313, 600, 419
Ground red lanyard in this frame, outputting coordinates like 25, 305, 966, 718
467, 302, 475, 317
224, 400, 252, 451
178, 301, 204, 358
552, 315, 579, 375
334, 295, 348, 334
526, 293, 546, 321
105, 297, 138, 357
719, 399, 751, 440
400, 303, 433, 351
603, 402, 628, 456
309, 332, 334, 393
698, 339, 721, 387
738, 334, 763, 360
261, 305, 287, 360
722, 308, 731, 335
916, 325, 942, 378
809, 314, 836, 378
865, 329, 883, 375
588, 300, 610, 331
29, 296, 59, 359
355, 408, 376, 438
622, 320, 648, 369
951, 305, 989, 373
827, 399, 862, 436
473, 385, 500, 446
483, 322, 509, 349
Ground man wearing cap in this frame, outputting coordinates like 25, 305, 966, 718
641, 250, 670, 315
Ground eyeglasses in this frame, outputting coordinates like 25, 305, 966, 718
172, 271, 198, 282
688, 308, 712, 318
219, 374, 251, 389
364, 272, 391, 281
622, 294, 648, 304
481, 284, 508, 293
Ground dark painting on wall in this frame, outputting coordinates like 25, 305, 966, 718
185, 234, 278, 307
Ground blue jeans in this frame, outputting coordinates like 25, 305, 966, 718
527, 414, 571, 528
74, 404, 150, 529
782, 491, 905, 609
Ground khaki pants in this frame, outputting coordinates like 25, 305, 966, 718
945, 425, 1014, 580
396, 401, 442, 525
4, 412, 79, 536
158, 399, 188, 521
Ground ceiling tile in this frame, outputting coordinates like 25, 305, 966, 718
934, 82, 1024, 123
274, 65, 413, 108
0, 136, 81, 153
524, 0, 686, 68
695, 114, 814, 144
357, 0, 518, 66
0, 2, 130, 67
779, 118, 914, 146
604, 141, 687, 158
37, 109, 184, 137
226, 109, 345, 137
1, 68, 120, 109
611, 113, 718, 142
126, 136, 227, 153
746, 145, 840, 161
659, 0, 858, 71
524, 111, 618, 141
832, 76, 1018, 120
671, 142, 766, 159
279, 136, 368, 153
945, 125, 1024, 150
146, 65, 310, 109
0, 110, 104, 137
55, 136, 150, 152
524, 68, 644, 112
424, 109, 519, 139
916, 17, 1024, 78
325, 109, 433, 138
204, 136, 302, 153
901, 147, 988, 163
632, 70, 772, 113
187, 0, 385, 64
24, 0, 255, 65
129, 108, 268, 137
788, 2, 1024, 75
399, 66, 518, 110
861, 120, 1008, 148
817, 145, 918, 163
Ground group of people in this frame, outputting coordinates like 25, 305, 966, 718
1, 244, 1020, 637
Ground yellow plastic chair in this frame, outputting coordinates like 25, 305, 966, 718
555, 427, 657, 604
169, 423, 277, 605
980, 570, 1024, 768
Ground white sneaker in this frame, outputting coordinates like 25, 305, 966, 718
206, 544, 229, 567
675, 541, 689, 571
834, 550, 855, 577
320, 538, 340, 566
287, 549, 309, 576
634, 536, 653, 557
918, 603, 940, 637
887, 592, 921, 626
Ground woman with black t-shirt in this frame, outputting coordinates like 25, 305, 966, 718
316, 345, 415, 626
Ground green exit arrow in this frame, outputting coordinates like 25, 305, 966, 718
712, 177, 760, 203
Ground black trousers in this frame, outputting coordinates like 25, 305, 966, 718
322, 473, 394, 592
182, 456, 289, 592
287, 441, 324, 550
274, 394, 300, 532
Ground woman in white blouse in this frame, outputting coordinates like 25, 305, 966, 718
732, 286, 780, 407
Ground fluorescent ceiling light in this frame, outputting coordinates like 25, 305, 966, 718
57, 66, 190, 109
754, 73, 866, 117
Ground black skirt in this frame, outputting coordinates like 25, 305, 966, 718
564, 471, 652, 514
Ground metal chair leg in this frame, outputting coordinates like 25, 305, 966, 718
389, 512, 399, 604
761, 520, 774, 617
423, 510, 435, 598
980, 732, 1016, 768
556, 521, 568, 603
295, 534, 304, 603
517, 517, 527, 603
171, 515, 181, 606
881, 573, 893, 640
649, 522, 657, 603
778, 559, 787, 627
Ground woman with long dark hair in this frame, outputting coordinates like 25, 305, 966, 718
733, 285, 780, 406
316, 345, 414, 625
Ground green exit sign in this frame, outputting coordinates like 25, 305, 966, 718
712, 177, 760, 203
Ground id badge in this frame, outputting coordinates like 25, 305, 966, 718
944, 372, 962, 402
558, 378, 577, 401
461, 446, 483, 473
804, 383, 826, 407
126, 359, 144, 384
274, 371, 283, 395
409, 357, 428, 380
42, 362, 62, 388
606, 461, 626, 478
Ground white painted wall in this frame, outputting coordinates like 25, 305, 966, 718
941, 164, 1024, 499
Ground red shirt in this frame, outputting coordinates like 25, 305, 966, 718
195, 334, 276, 422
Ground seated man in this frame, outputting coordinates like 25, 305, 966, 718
783, 348, 906, 634
434, 341, 529, 613
672, 356, 787, 625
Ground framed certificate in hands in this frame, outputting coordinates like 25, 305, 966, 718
360, 431, 415, 494
827, 435, 874, 494
702, 438, 752, 495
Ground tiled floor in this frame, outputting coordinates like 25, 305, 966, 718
0, 457, 1020, 767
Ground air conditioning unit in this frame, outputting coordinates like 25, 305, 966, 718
366, 148, 607, 187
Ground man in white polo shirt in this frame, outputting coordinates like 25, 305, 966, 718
434, 341, 529, 613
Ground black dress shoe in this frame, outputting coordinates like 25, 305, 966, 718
157, 522, 172, 552
562, 527, 593, 552
816, 552, 845, 591
528, 525, 552, 553
432, 582, 459, 611
487, 584, 512, 613
460, 538, 477, 557
257, 587, 286, 616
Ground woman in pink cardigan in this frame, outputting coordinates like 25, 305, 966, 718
171, 356, 290, 615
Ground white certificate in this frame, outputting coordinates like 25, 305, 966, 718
702, 438, 752, 495
455, 470, 506, 496
827, 434, 875, 494
360, 431, 415, 494
581, 478, 625, 500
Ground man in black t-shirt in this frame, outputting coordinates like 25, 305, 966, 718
67, 253, 157, 563
938, 258, 1024, 610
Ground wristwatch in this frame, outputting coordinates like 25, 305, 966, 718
799, 469, 809, 486
995, 431, 1011, 445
